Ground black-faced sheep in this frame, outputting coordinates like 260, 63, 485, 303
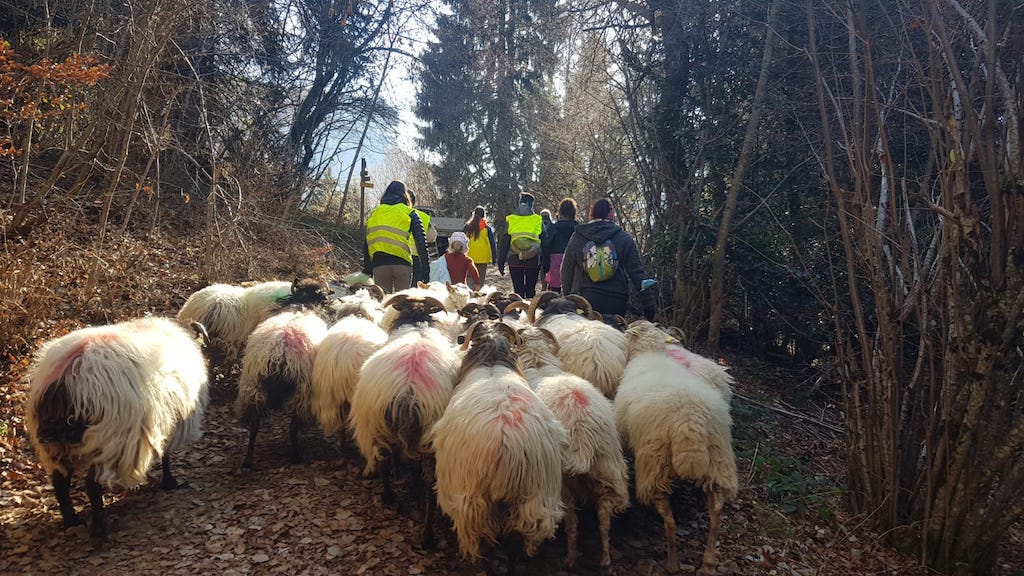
24, 317, 210, 544
425, 321, 567, 571
615, 321, 738, 575
514, 326, 629, 572
527, 291, 628, 398
177, 277, 332, 364
347, 293, 461, 545
233, 309, 328, 471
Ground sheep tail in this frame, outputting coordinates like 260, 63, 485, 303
263, 358, 298, 411
385, 389, 423, 460
669, 404, 713, 481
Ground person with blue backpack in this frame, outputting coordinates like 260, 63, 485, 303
560, 197, 656, 321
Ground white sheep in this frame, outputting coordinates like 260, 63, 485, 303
425, 321, 567, 568
233, 309, 328, 471
514, 326, 629, 572
615, 320, 738, 575
24, 316, 209, 543
527, 291, 628, 398
178, 277, 332, 364
310, 315, 388, 436
327, 285, 385, 325
347, 294, 461, 529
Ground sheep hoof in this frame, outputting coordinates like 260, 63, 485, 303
61, 515, 85, 530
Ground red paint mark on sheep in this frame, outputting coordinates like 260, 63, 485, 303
40, 331, 121, 390
666, 346, 692, 369
282, 326, 310, 353
403, 343, 439, 391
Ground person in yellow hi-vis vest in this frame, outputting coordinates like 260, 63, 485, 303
406, 188, 438, 287
362, 181, 429, 293
462, 205, 497, 290
497, 192, 545, 298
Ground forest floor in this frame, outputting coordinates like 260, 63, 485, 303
1, 227, 1021, 576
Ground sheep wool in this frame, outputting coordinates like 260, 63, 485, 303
515, 326, 629, 570
177, 283, 246, 359
26, 316, 209, 490
429, 364, 567, 560
616, 320, 737, 575
348, 324, 461, 474
234, 310, 328, 422
311, 315, 388, 435
539, 313, 628, 398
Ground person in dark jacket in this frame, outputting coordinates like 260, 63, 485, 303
361, 180, 429, 293
540, 197, 579, 293
497, 193, 545, 298
561, 197, 655, 320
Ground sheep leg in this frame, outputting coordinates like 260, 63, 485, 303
654, 496, 678, 574
598, 497, 615, 574
698, 489, 724, 576
420, 458, 437, 549
288, 415, 303, 464
562, 490, 579, 570
380, 450, 395, 505
160, 452, 181, 489
85, 467, 107, 544
51, 470, 83, 529
241, 414, 260, 471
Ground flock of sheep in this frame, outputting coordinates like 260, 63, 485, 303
22, 275, 738, 575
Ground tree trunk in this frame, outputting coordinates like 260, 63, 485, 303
706, 0, 778, 351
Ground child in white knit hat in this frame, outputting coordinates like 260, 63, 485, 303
444, 232, 480, 286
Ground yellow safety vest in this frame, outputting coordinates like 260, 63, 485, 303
506, 213, 542, 251
367, 203, 414, 263
467, 225, 492, 264
409, 209, 431, 257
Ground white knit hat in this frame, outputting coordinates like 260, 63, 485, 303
448, 231, 469, 253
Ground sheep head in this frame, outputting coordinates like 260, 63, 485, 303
502, 301, 529, 320
456, 321, 523, 382
527, 292, 593, 324
277, 277, 332, 308
188, 321, 211, 348
485, 291, 523, 315
513, 326, 561, 370
384, 294, 446, 331
459, 302, 501, 323
624, 320, 674, 358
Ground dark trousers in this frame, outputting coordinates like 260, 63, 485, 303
580, 289, 628, 316
509, 266, 540, 298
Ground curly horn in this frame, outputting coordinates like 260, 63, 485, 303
383, 293, 410, 310
564, 294, 593, 316
366, 284, 386, 302
492, 321, 521, 346
460, 320, 484, 350
538, 327, 559, 354
421, 296, 446, 315
526, 291, 560, 323
190, 321, 211, 348
502, 301, 529, 316
482, 303, 501, 319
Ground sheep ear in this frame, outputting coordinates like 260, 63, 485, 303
417, 281, 430, 289
367, 285, 385, 302
446, 281, 455, 293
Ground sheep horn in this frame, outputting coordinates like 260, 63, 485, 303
502, 301, 528, 316
587, 310, 603, 321
482, 303, 501, 320
189, 321, 211, 348
420, 296, 446, 315
492, 321, 521, 346
366, 284, 386, 302
383, 293, 410, 309
564, 294, 593, 317
664, 325, 686, 343
538, 327, 559, 354
526, 291, 560, 323
460, 320, 484, 350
